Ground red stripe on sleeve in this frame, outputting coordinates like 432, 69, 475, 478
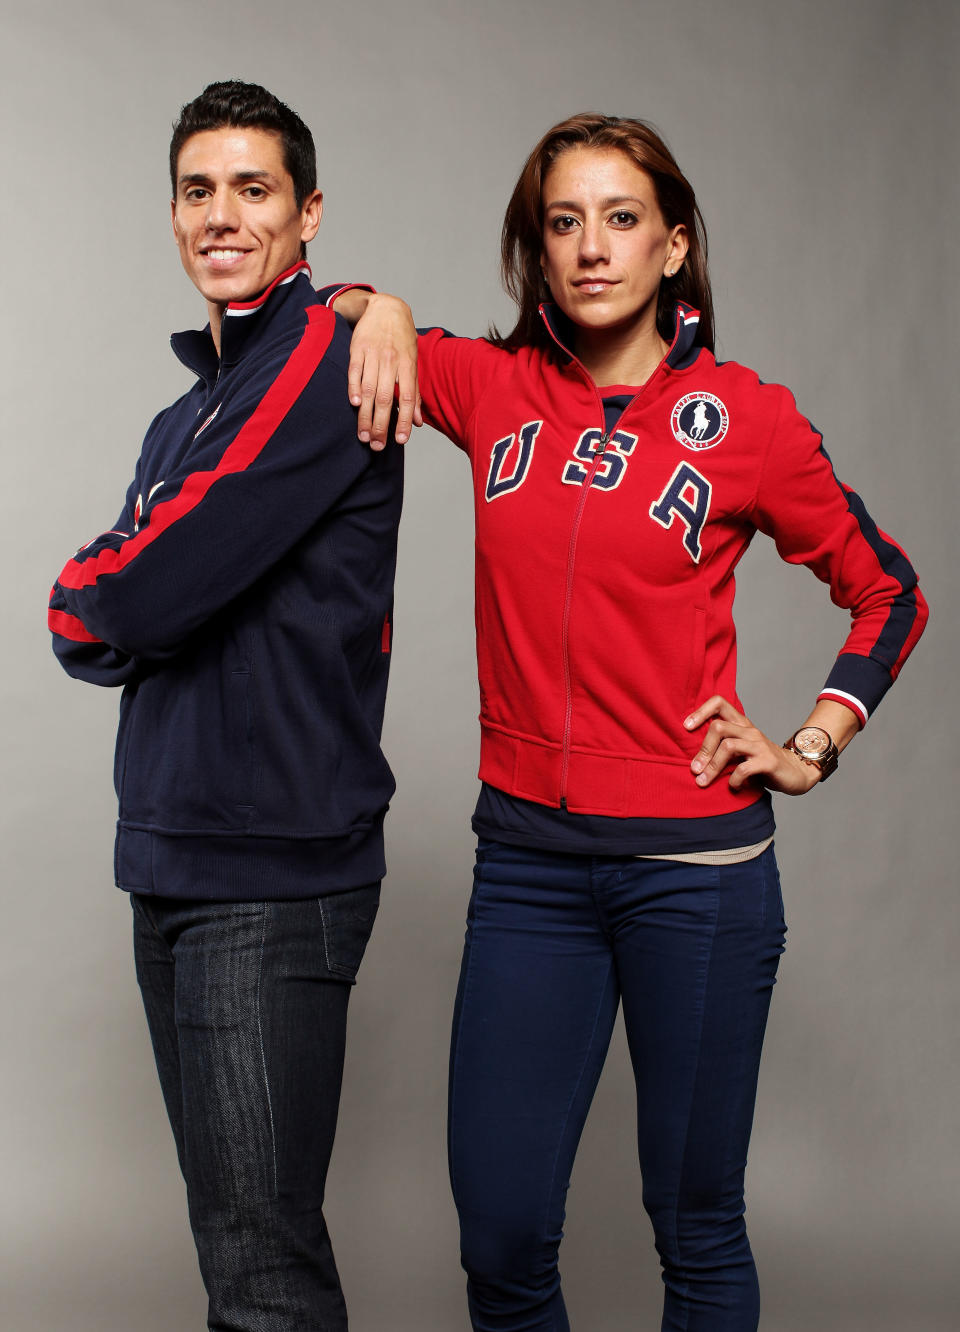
891, 587, 929, 679
48, 608, 103, 644
57, 307, 335, 592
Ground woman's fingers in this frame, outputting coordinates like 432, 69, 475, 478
684, 696, 818, 794
684, 694, 747, 732
348, 296, 420, 449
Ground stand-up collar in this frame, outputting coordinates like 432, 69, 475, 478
171, 261, 313, 385
538, 300, 703, 372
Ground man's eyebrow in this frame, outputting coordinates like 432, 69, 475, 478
232, 169, 280, 184
177, 169, 281, 187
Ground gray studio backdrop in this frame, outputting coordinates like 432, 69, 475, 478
2, 2, 957, 1329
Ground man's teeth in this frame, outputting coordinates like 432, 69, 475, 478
207, 249, 245, 259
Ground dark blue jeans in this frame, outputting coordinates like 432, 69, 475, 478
448, 840, 786, 1332
132, 886, 380, 1332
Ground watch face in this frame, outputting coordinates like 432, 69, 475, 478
794, 727, 831, 759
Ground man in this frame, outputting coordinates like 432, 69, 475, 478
48, 81, 404, 1330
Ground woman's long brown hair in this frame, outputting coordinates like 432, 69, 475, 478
491, 113, 714, 354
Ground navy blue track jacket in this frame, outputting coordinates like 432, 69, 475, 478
49, 264, 403, 900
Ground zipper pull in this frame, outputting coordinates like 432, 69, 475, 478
581, 432, 610, 489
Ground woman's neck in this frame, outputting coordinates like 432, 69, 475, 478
574, 322, 669, 389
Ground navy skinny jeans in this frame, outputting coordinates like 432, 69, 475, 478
448, 839, 786, 1331
132, 885, 380, 1332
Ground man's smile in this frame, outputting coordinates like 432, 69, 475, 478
199, 246, 252, 264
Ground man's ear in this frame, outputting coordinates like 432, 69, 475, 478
300, 189, 323, 246
171, 199, 179, 241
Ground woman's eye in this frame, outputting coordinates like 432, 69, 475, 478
610, 210, 637, 226
550, 215, 578, 233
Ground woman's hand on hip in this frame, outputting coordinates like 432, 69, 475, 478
683, 695, 821, 795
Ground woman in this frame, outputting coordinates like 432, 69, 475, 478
334, 114, 927, 1331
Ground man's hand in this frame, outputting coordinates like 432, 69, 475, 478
343, 294, 421, 449
684, 695, 822, 795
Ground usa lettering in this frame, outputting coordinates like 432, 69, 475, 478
562, 428, 638, 490
485, 420, 541, 501
649, 462, 712, 563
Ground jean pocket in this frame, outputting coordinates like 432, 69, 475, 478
476, 835, 519, 865
318, 883, 381, 982
765, 846, 786, 928
475, 837, 497, 867
747, 844, 785, 931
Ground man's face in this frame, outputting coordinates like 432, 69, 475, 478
171, 126, 322, 316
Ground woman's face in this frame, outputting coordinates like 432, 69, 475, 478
540, 147, 688, 342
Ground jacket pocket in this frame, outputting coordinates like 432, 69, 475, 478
226, 666, 256, 813
116, 641, 258, 832
114, 682, 138, 801
684, 604, 707, 712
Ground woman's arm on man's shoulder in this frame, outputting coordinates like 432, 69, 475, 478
324, 287, 420, 449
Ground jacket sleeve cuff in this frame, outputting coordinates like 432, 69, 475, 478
317, 283, 377, 307
49, 606, 139, 687
818, 653, 899, 728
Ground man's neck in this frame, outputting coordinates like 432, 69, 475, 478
207, 300, 226, 357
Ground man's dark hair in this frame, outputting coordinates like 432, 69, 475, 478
169, 80, 317, 207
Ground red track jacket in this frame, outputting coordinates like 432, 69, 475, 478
416, 303, 927, 821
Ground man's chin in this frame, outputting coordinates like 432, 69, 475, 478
200, 278, 259, 305
197, 264, 299, 311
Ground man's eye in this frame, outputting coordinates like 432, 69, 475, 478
185, 188, 209, 202
244, 186, 266, 199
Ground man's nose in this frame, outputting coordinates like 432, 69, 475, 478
205, 188, 240, 232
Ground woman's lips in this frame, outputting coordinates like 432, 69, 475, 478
573, 279, 617, 294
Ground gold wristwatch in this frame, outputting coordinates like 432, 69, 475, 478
783, 726, 839, 782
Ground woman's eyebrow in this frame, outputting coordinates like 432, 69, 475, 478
544, 195, 646, 210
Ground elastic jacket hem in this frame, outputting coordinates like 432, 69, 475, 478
479, 725, 762, 819
115, 817, 387, 900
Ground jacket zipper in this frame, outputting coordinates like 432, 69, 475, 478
539, 307, 680, 810
559, 437, 608, 807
